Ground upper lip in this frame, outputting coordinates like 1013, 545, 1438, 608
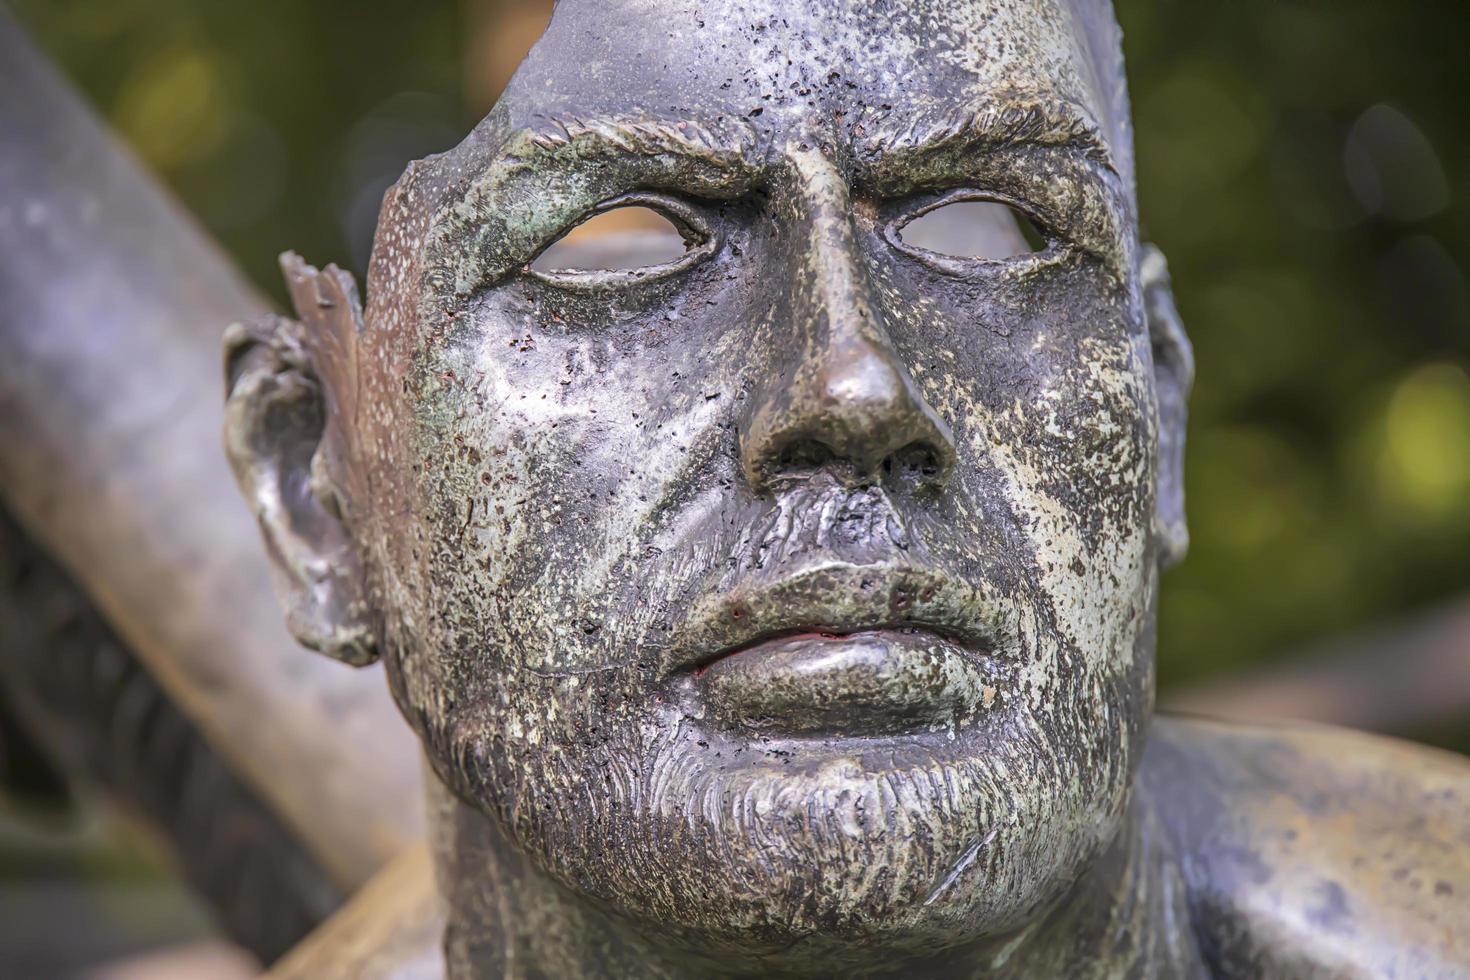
661, 560, 1012, 679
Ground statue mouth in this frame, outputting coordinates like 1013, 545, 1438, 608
665, 562, 1012, 737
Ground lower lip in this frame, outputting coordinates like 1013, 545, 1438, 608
692, 629, 997, 737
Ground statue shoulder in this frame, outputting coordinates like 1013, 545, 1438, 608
1142, 715, 1470, 979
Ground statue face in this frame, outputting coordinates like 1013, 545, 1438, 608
228, 0, 1191, 967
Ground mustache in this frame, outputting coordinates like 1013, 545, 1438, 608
660, 479, 1019, 677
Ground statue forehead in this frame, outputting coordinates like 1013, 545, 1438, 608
502, 0, 1130, 170
363, 0, 1133, 328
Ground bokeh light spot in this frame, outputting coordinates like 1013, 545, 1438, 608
1374, 362, 1470, 524
113, 45, 227, 172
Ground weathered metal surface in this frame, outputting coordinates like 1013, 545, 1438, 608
220, 0, 1468, 976
1145, 717, 1470, 977
272, 715, 1470, 979
0, 10, 422, 889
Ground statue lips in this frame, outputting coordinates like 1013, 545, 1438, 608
665, 564, 1010, 738
696, 628, 998, 737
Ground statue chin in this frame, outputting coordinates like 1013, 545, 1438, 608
423, 653, 1141, 969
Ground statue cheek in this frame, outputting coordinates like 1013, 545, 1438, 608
401, 327, 738, 678
961, 338, 1154, 669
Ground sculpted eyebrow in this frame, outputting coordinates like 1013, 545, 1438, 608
851, 97, 1130, 268
517, 116, 763, 177
853, 97, 1121, 194
423, 117, 761, 298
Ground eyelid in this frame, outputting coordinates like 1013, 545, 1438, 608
526, 192, 718, 291
901, 188, 1045, 226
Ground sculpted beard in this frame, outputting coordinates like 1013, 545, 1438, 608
430, 643, 1139, 963
394, 480, 1147, 963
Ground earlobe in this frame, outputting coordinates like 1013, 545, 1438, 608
1141, 245, 1194, 570
223, 255, 377, 665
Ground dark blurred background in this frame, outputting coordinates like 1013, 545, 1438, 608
3, 0, 1467, 975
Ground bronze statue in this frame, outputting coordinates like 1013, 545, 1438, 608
220, 0, 1469, 976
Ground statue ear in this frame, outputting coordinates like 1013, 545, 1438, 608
223, 253, 377, 665
1141, 245, 1194, 570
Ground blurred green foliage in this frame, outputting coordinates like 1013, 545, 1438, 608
1116, 1, 1470, 690
11, 0, 1470, 695
11, 0, 468, 291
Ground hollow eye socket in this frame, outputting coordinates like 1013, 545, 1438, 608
531, 203, 699, 277
896, 198, 1048, 262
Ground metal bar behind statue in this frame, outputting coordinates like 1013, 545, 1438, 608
0, 9, 421, 889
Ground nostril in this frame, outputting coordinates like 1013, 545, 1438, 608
886, 443, 946, 488
763, 438, 947, 490
776, 438, 836, 472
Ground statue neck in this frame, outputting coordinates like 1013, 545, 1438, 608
425, 771, 1206, 979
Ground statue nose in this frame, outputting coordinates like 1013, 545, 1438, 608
740, 326, 956, 494
740, 147, 955, 495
